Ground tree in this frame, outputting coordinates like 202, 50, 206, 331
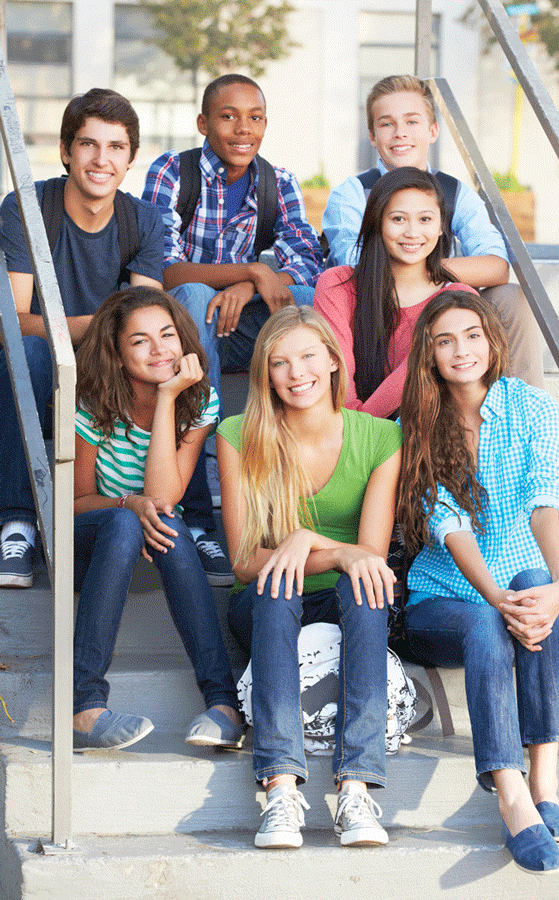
531, 2, 559, 69
462, 2, 559, 69
141, 0, 296, 108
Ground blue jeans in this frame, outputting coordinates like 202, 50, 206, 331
405, 568, 559, 791
170, 283, 315, 402
228, 573, 388, 787
73, 507, 238, 714
0, 337, 53, 526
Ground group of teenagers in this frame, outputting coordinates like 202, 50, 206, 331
2, 71, 559, 873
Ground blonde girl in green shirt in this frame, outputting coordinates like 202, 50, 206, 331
217, 305, 401, 849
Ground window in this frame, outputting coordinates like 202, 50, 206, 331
6, 1, 71, 144
114, 4, 197, 152
7, 1, 71, 98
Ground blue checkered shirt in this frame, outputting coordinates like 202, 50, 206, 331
407, 377, 559, 605
142, 141, 322, 286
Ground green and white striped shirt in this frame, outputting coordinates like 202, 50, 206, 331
75, 387, 219, 511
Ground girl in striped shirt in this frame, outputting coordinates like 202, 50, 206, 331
72, 285, 243, 752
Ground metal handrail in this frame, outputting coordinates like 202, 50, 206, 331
415, 0, 559, 368
0, 52, 75, 847
431, 77, 559, 368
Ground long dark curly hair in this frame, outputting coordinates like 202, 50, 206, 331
397, 289, 509, 553
352, 166, 458, 404
76, 285, 210, 447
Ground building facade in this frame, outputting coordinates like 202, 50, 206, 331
4, 0, 559, 243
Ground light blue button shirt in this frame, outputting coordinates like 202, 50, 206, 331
407, 377, 559, 606
322, 158, 508, 268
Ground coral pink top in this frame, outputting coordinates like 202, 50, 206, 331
314, 266, 477, 418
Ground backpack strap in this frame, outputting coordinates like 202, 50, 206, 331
113, 190, 141, 281
433, 170, 459, 227
177, 148, 278, 257
41, 176, 67, 253
253, 155, 278, 258
41, 177, 140, 283
177, 148, 202, 235
432, 170, 459, 258
357, 167, 381, 198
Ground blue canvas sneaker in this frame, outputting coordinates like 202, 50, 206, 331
195, 535, 234, 587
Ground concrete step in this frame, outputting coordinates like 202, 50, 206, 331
3, 826, 551, 900
4, 727, 544, 900
0, 559, 242, 661
0, 653, 220, 738
0, 645, 470, 741
2, 729, 497, 837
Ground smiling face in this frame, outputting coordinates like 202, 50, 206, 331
431, 307, 491, 388
370, 91, 438, 171
197, 82, 267, 183
117, 305, 183, 390
60, 116, 136, 202
268, 325, 339, 411
381, 188, 442, 266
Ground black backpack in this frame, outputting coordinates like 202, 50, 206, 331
41, 176, 141, 285
357, 167, 459, 258
176, 148, 278, 258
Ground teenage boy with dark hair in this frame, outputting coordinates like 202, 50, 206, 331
322, 74, 543, 389
143, 73, 323, 568
0, 88, 164, 587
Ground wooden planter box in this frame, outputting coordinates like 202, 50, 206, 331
499, 189, 535, 242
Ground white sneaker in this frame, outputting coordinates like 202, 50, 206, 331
255, 785, 310, 849
334, 783, 388, 846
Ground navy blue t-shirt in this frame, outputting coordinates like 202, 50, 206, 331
225, 170, 250, 224
0, 182, 164, 317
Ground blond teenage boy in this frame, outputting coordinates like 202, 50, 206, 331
322, 75, 542, 387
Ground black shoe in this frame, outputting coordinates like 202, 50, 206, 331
195, 535, 234, 587
0, 532, 34, 588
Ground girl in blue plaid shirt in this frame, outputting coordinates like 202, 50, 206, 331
398, 289, 559, 875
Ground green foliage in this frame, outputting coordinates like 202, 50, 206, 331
462, 2, 559, 70
492, 169, 530, 192
141, 0, 296, 79
300, 173, 330, 189
532, 2, 559, 69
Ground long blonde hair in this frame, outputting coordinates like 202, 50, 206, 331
236, 306, 347, 565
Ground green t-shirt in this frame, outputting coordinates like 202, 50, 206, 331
217, 406, 402, 594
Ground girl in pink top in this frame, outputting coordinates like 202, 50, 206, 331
314, 167, 476, 418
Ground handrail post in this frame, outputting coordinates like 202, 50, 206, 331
52, 360, 75, 847
431, 76, 559, 369
415, 0, 433, 77
0, 51, 75, 847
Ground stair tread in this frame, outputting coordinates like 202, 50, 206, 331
6, 826, 551, 900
